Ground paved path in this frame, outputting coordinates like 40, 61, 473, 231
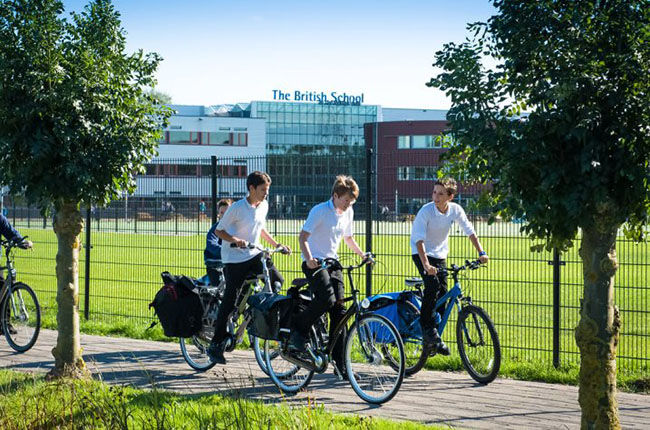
1, 329, 649, 429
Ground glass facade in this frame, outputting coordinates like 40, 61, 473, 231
251, 101, 379, 217
252, 101, 378, 156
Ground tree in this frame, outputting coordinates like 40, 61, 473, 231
0, 0, 171, 378
145, 88, 173, 105
428, 1, 649, 428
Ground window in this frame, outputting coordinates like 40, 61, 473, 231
168, 131, 200, 145
398, 166, 437, 181
396, 135, 442, 149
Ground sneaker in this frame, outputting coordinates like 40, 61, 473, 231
435, 340, 451, 356
206, 340, 227, 365
333, 365, 360, 382
423, 328, 450, 356
288, 330, 307, 352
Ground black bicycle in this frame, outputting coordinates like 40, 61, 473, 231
264, 256, 406, 404
0, 237, 41, 352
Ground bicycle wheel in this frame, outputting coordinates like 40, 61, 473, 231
2, 282, 41, 353
382, 300, 429, 376
179, 332, 217, 371
345, 314, 405, 404
456, 305, 501, 384
264, 339, 314, 394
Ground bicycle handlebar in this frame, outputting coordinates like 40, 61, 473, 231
229, 241, 290, 256
314, 253, 375, 275
438, 259, 484, 276
1, 236, 30, 251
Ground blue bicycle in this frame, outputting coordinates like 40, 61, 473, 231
371, 259, 501, 383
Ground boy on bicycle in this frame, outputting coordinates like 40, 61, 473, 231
410, 177, 488, 355
292, 175, 370, 379
204, 198, 232, 286
207, 172, 290, 364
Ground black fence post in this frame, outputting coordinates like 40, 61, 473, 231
211, 156, 217, 226
365, 147, 373, 297
84, 207, 91, 320
549, 247, 565, 368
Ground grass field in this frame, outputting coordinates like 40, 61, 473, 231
8, 217, 650, 388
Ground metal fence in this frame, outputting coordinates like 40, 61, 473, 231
5, 154, 648, 377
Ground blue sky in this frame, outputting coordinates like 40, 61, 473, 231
62, 0, 497, 108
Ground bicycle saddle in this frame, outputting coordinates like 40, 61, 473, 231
405, 277, 423, 287
291, 278, 309, 288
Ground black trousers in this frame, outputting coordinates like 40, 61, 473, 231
211, 253, 283, 343
295, 261, 347, 370
411, 254, 448, 332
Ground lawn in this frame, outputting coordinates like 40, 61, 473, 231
8, 217, 650, 387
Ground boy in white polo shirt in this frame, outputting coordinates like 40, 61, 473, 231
411, 177, 489, 355
207, 171, 290, 364
293, 175, 370, 378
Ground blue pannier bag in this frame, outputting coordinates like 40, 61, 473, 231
366, 291, 423, 342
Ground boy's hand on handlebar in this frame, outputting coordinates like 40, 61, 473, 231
230, 238, 248, 248
423, 262, 438, 276
18, 240, 33, 250
277, 244, 291, 255
362, 252, 375, 266
478, 254, 489, 264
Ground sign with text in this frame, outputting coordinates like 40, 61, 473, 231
272, 90, 365, 105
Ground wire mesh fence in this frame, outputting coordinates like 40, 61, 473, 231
3, 154, 648, 377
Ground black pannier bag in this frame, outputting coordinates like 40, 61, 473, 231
149, 271, 203, 337
247, 292, 292, 340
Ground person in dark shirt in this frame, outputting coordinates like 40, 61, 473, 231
0, 214, 32, 334
204, 199, 232, 286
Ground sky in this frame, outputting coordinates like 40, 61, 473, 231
62, 0, 497, 109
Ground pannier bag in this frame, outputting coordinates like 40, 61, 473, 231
366, 290, 423, 342
247, 292, 292, 340
149, 271, 203, 337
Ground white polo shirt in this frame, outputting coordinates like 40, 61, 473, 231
410, 202, 475, 259
217, 197, 268, 264
302, 199, 354, 260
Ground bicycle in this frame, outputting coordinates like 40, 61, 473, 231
264, 256, 406, 405
374, 259, 500, 383
0, 237, 41, 352
179, 243, 288, 374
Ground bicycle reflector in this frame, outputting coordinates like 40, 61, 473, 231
361, 298, 370, 309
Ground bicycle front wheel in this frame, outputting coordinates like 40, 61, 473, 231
345, 314, 405, 404
179, 333, 217, 371
456, 305, 501, 384
381, 300, 428, 376
2, 282, 41, 352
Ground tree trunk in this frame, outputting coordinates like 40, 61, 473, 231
576, 224, 621, 429
47, 200, 88, 379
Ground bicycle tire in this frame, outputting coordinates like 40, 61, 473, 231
381, 300, 429, 376
456, 305, 501, 384
2, 282, 41, 353
345, 313, 405, 404
264, 337, 314, 394
180, 333, 217, 371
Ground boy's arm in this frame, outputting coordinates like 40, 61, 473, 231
343, 235, 366, 259
299, 230, 319, 269
261, 228, 291, 254
468, 234, 489, 263
416, 240, 437, 275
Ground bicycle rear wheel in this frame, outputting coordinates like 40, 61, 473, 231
180, 332, 217, 371
456, 305, 501, 384
345, 314, 405, 404
2, 282, 41, 352
264, 339, 314, 394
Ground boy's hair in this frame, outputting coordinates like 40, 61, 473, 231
331, 175, 359, 199
247, 171, 271, 190
434, 177, 457, 196
217, 198, 233, 209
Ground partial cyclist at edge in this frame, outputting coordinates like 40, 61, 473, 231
206, 171, 290, 364
0, 213, 33, 333
203, 198, 232, 286
410, 177, 488, 355
291, 175, 372, 379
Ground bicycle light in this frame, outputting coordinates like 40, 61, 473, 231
361, 298, 370, 309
